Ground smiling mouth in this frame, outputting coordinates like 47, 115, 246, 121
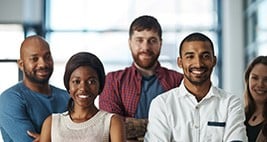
254, 90, 267, 95
36, 70, 50, 76
78, 95, 90, 99
190, 69, 206, 75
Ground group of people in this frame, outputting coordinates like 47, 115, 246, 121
0, 15, 266, 142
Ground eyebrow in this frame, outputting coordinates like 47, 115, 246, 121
183, 51, 211, 56
251, 73, 267, 78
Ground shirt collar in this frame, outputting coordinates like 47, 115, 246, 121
180, 80, 220, 99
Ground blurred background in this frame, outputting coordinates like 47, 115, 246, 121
0, 0, 267, 141
0, 1, 266, 140
1, 0, 267, 100
1, 0, 267, 101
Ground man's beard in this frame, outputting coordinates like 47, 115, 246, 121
132, 52, 159, 69
24, 68, 53, 84
184, 74, 209, 86
184, 70, 210, 86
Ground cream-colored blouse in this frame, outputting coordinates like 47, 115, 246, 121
51, 110, 114, 142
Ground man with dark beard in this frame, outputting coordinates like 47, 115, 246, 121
0, 35, 69, 142
99, 15, 183, 141
144, 32, 248, 141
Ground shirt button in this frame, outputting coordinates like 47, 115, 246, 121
195, 125, 199, 128
195, 106, 199, 109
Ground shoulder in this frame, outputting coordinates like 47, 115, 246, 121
50, 86, 69, 96
99, 111, 123, 124
111, 114, 123, 121
110, 114, 124, 127
50, 85, 67, 93
105, 66, 135, 81
42, 115, 53, 129
0, 82, 27, 101
1, 82, 23, 95
45, 115, 52, 122
106, 66, 133, 76
212, 86, 239, 99
152, 87, 180, 105
212, 86, 243, 107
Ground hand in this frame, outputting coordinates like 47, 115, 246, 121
27, 130, 40, 142
125, 118, 148, 140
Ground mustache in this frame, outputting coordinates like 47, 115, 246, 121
139, 51, 154, 56
34, 67, 52, 72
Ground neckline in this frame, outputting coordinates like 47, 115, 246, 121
64, 111, 105, 129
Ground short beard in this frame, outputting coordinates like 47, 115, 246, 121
132, 53, 159, 70
184, 73, 209, 86
24, 70, 52, 84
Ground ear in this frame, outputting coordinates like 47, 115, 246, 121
212, 56, 217, 67
177, 57, 183, 68
128, 38, 131, 49
17, 59, 24, 71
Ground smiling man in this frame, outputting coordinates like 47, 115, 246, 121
0, 35, 69, 142
99, 15, 183, 141
144, 32, 248, 142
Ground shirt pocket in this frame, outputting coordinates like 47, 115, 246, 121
204, 121, 226, 142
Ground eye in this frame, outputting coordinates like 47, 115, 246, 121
87, 78, 98, 85
148, 38, 159, 45
30, 56, 39, 62
185, 54, 194, 60
202, 53, 211, 59
45, 54, 53, 61
135, 38, 143, 43
250, 75, 258, 81
71, 79, 80, 85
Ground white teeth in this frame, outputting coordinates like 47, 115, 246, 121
255, 90, 267, 95
192, 70, 203, 74
78, 95, 89, 98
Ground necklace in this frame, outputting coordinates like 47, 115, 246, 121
251, 112, 263, 122
252, 115, 257, 121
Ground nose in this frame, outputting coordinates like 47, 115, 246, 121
258, 79, 266, 88
140, 40, 151, 50
194, 56, 204, 67
37, 58, 48, 67
79, 81, 90, 92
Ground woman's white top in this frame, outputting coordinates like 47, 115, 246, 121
52, 110, 113, 142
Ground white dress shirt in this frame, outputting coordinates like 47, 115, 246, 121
144, 81, 248, 142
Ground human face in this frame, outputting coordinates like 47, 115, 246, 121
178, 41, 216, 86
129, 30, 162, 69
69, 66, 100, 108
18, 39, 53, 84
248, 63, 267, 103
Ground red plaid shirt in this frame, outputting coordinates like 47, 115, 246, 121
99, 62, 183, 117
